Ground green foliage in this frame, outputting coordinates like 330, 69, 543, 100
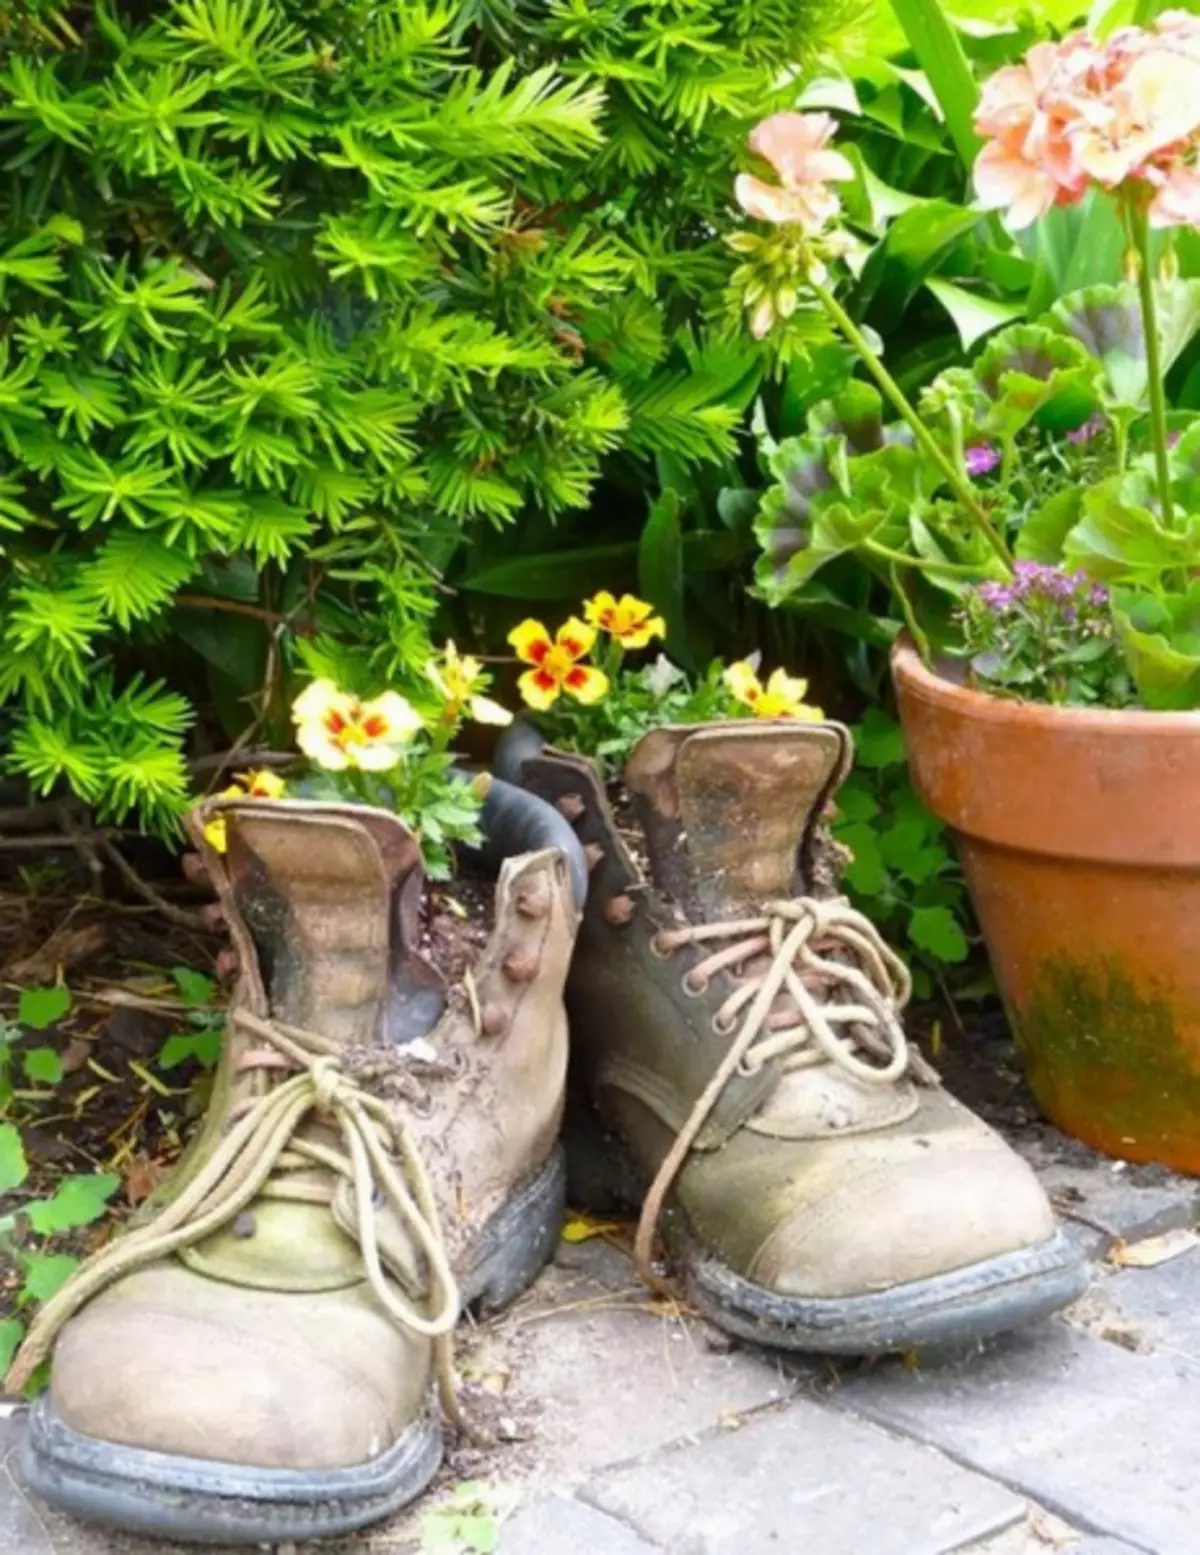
420, 1482, 499, 1555
0, 0, 863, 831
158, 965, 223, 1071
0, 985, 120, 1381
832, 712, 973, 993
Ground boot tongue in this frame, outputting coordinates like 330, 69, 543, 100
623, 722, 849, 918
223, 801, 446, 1046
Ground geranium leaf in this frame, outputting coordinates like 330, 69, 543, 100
1112, 583, 1200, 710
1063, 475, 1200, 584
1051, 281, 1200, 411
1016, 488, 1085, 564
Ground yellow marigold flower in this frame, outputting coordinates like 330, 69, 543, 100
584, 591, 666, 649
725, 661, 824, 722
507, 617, 609, 711
292, 678, 422, 772
426, 641, 513, 727
202, 771, 287, 853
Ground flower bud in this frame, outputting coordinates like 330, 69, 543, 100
1123, 245, 1141, 284
1159, 243, 1180, 285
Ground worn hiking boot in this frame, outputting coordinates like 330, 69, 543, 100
507, 719, 1088, 1354
9, 780, 584, 1544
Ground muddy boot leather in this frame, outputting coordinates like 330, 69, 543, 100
11, 787, 580, 1544
517, 721, 1087, 1353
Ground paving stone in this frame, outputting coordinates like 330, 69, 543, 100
507, 1242, 794, 1480
497, 1495, 660, 1554
836, 1318, 1193, 1554
1016, 1142, 1199, 1258
586, 1392, 1025, 1555
1100, 1246, 1200, 1369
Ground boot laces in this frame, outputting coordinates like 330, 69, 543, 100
5, 1011, 465, 1424
636, 895, 928, 1282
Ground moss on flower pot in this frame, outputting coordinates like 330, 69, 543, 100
893, 637, 1200, 1173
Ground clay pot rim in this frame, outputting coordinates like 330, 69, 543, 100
892, 636, 1200, 737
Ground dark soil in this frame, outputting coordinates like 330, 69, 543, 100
421, 872, 496, 987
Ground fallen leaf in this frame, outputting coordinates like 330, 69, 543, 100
3, 921, 109, 983
561, 1214, 624, 1244
123, 1152, 170, 1207
1109, 1227, 1200, 1268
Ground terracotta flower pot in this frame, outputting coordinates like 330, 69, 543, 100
892, 637, 1200, 1173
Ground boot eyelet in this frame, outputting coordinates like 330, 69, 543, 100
737, 1057, 762, 1078
648, 934, 672, 960
711, 1011, 737, 1037
681, 971, 708, 998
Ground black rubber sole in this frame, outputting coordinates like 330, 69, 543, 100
18, 1146, 566, 1547
684, 1227, 1090, 1355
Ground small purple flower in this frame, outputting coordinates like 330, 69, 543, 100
965, 443, 1001, 478
1066, 414, 1105, 445
1091, 584, 1108, 606
1168, 430, 1182, 449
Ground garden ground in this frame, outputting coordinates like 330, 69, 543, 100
3, 1033, 1198, 1555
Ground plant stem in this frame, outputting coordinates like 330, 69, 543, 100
888, 563, 931, 662
866, 540, 985, 576
1128, 205, 1175, 529
810, 277, 1012, 571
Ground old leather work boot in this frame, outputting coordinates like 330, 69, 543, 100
9, 779, 584, 1544
507, 720, 1088, 1354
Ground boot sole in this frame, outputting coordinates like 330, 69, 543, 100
17, 1146, 566, 1547
684, 1227, 1090, 1355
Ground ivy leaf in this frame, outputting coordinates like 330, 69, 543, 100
17, 985, 71, 1030
22, 1047, 63, 1085
854, 709, 907, 768
0, 1122, 29, 1194
172, 965, 215, 1007
832, 777, 880, 823
27, 1173, 121, 1235
20, 1252, 80, 1303
879, 820, 947, 883
909, 905, 969, 964
836, 822, 887, 896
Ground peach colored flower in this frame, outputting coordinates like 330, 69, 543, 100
974, 19, 1200, 230
734, 112, 854, 234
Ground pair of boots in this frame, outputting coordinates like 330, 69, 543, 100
9, 720, 1087, 1545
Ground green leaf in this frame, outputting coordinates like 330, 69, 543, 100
1026, 191, 1127, 320
20, 1251, 80, 1303
974, 324, 1102, 440
0, 1318, 24, 1375
854, 709, 908, 768
1052, 281, 1200, 410
837, 822, 888, 896
909, 905, 969, 963
27, 1174, 121, 1235
1063, 475, 1200, 584
885, 0, 981, 169
17, 985, 71, 1030
23, 1047, 63, 1085
1016, 488, 1085, 564
862, 200, 984, 316
832, 778, 880, 823
158, 1028, 222, 1071
879, 819, 947, 883
925, 278, 1023, 351
172, 965, 215, 1007
639, 487, 686, 661
1112, 583, 1200, 710
0, 1122, 29, 1194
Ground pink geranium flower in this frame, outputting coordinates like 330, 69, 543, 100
973, 15, 1200, 231
734, 112, 855, 234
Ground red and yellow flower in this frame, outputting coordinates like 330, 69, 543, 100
292, 679, 422, 772
725, 661, 824, 722
202, 770, 287, 853
508, 618, 609, 710
583, 591, 666, 650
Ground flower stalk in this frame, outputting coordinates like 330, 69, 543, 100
1127, 203, 1176, 531
808, 277, 1013, 571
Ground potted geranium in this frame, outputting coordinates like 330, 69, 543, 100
733, 12, 1200, 1172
